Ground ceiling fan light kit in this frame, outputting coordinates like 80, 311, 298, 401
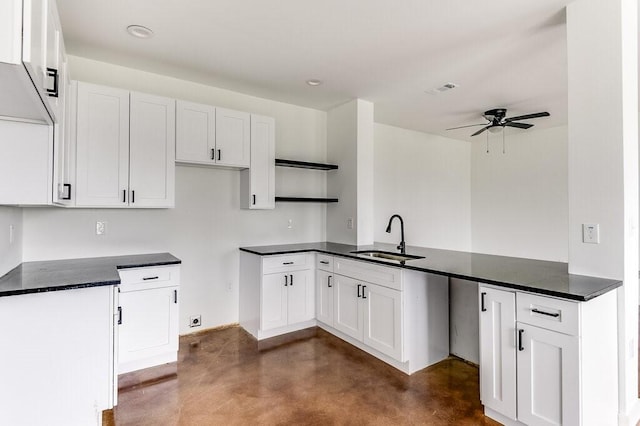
447, 108, 550, 137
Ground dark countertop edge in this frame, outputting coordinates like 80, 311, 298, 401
116, 259, 182, 269
239, 247, 623, 302
0, 280, 121, 297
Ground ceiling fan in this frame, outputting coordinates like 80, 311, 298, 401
446, 108, 550, 136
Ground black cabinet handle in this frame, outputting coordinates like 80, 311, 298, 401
252, 194, 256, 205
62, 183, 71, 200
518, 329, 524, 351
122, 189, 126, 203
131, 190, 135, 203
118, 306, 122, 325
46, 67, 59, 98
320, 260, 329, 265
481, 292, 487, 312
362, 285, 367, 299
284, 275, 288, 286
217, 149, 221, 161
357, 284, 361, 298
328, 275, 332, 288
143, 276, 159, 281
174, 289, 178, 304
211, 148, 215, 160
531, 308, 560, 318
290, 274, 293, 286
282, 261, 294, 265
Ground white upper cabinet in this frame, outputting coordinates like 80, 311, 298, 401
75, 82, 130, 207
240, 114, 275, 209
75, 82, 175, 208
0, 0, 66, 123
215, 107, 250, 167
175, 100, 216, 165
175, 102, 250, 168
129, 92, 176, 208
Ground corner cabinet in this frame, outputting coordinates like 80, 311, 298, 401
74, 82, 175, 208
175, 101, 250, 168
478, 285, 618, 426
240, 114, 275, 209
117, 265, 180, 374
239, 252, 315, 340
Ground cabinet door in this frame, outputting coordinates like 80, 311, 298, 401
287, 269, 314, 324
241, 114, 275, 209
43, 0, 63, 122
75, 82, 130, 207
21, 0, 47, 95
479, 286, 517, 420
118, 286, 179, 373
129, 92, 176, 207
215, 107, 250, 168
316, 270, 334, 326
363, 283, 403, 361
175, 100, 216, 165
53, 71, 74, 205
333, 275, 363, 341
517, 322, 579, 426
261, 273, 288, 330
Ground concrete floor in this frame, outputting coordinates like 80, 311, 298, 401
110, 326, 500, 425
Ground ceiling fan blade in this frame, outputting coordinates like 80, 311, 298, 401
504, 122, 534, 129
446, 123, 487, 130
504, 112, 550, 122
471, 126, 492, 137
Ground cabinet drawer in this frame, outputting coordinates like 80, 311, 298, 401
334, 257, 402, 291
516, 292, 579, 336
118, 265, 180, 292
262, 254, 311, 274
317, 254, 333, 272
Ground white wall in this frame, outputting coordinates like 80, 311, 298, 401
22, 56, 328, 334
373, 123, 471, 250
0, 206, 22, 276
471, 126, 568, 262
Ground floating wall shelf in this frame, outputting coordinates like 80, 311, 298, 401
275, 159, 338, 170
275, 197, 339, 203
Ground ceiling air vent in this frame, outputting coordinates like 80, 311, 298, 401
425, 83, 458, 95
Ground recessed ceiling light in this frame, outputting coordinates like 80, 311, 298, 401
306, 79, 323, 87
127, 25, 154, 39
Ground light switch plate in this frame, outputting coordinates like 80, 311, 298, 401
347, 218, 354, 229
582, 223, 599, 244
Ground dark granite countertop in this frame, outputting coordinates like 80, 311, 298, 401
0, 253, 181, 297
240, 242, 621, 302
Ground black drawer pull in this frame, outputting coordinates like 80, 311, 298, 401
357, 284, 362, 298
174, 289, 178, 304
481, 292, 487, 312
362, 285, 367, 299
531, 308, 560, 318
518, 329, 524, 351
319, 261, 329, 265
117, 306, 122, 325
143, 276, 159, 281
328, 275, 332, 288
282, 261, 294, 265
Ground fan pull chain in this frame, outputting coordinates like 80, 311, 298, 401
486, 131, 489, 154
503, 129, 506, 154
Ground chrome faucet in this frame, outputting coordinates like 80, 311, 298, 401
385, 214, 405, 254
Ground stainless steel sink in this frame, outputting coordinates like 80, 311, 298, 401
350, 250, 425, 262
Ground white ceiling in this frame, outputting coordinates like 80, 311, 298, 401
57, 0, 572, 140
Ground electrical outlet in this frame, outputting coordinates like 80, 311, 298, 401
582, 224, 599, 244
189, 315, 201, 328
347, 218, 354, 229
287, 219, 293, 229
96, 221, 106, 235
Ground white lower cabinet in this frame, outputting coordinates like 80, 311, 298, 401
333, 274, 364, 340
316, 269, 334, 326
0, 286, 116, 426
240, 252, 315, 340
363, 282, 403, 362
479, 285, 618, 426
117, 265, 180, 374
